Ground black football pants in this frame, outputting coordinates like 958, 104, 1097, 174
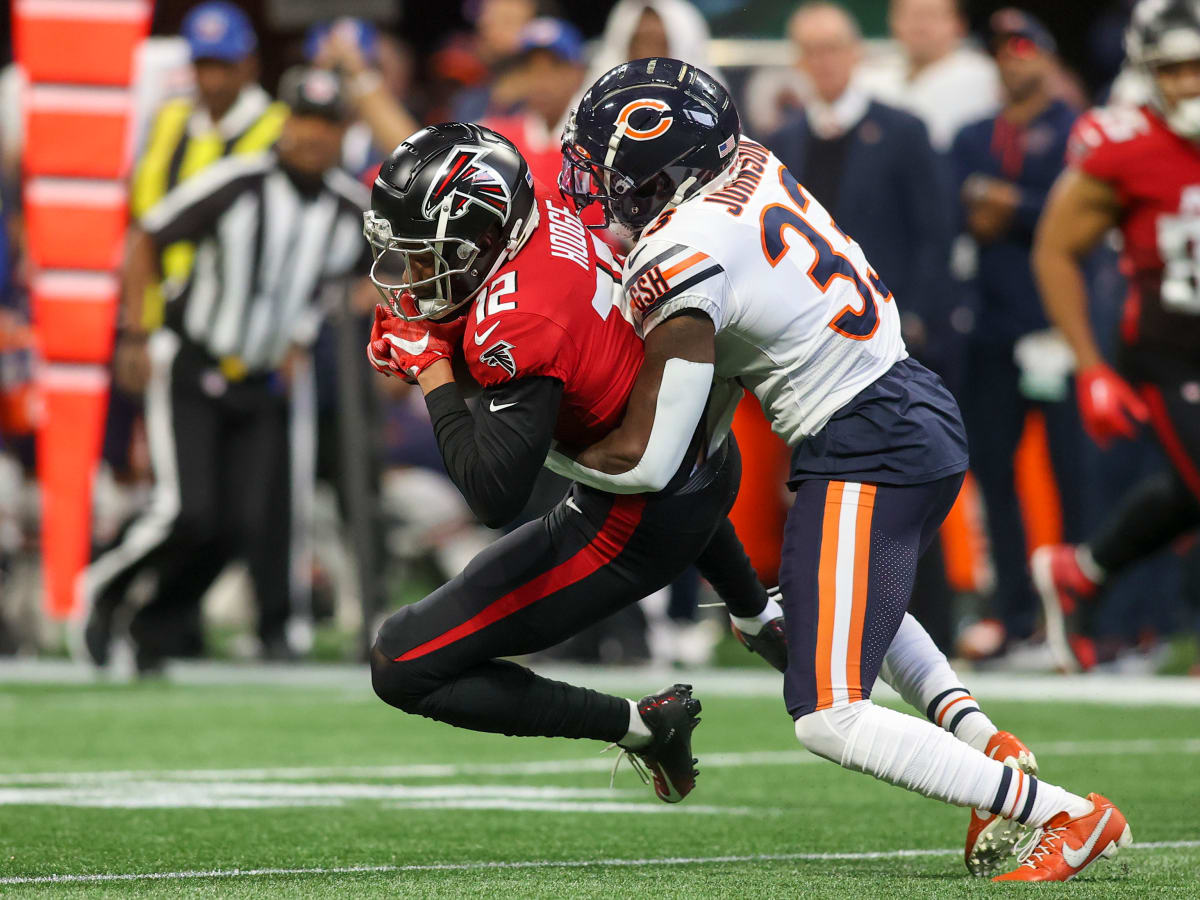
371, 438, 764, 743
1090, 346, 1200, 574
85, 332, 292, 654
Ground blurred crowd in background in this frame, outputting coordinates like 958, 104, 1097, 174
0, 0, 1194, 674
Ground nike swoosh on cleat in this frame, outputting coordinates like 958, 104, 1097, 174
384, 332, 429, 355
1062, 808, 1113, 868
474, 321, 501, 345
489, 399, 518, 412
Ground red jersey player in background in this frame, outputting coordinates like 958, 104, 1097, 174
1032, 0, 1200, 672
359, 124, 784, 803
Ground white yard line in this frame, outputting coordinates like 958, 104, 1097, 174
4, 659, 1200, 706
2, 842, 1197, 887
4, 738, 1198, 786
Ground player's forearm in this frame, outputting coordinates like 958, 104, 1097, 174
121, 227, 160, 334
548, 357, 714, 494
423, 378, 559, 528
1032, 242, 1103, 370
351, 77, 419, 153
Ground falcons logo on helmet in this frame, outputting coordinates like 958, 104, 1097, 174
422, 146, 512, 221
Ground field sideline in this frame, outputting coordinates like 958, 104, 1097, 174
3, 661, 1199, 897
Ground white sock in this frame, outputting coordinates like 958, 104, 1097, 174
1077, 545, 1106, 584
879, 614, 997, 752
730, 591, 783, 636
620, 699, 652, 749
794, 700, 1090, 827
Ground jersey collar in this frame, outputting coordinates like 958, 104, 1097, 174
189, 84, 272, 141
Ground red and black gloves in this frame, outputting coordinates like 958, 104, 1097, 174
367, 304, 453, 383
1076, 363, 1149, 448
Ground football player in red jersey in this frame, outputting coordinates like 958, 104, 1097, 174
359, 124, 783, 803
1032, 0, 1200, 673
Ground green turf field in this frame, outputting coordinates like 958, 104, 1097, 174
2, 666, 1199, 897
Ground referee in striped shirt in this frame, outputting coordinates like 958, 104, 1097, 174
84, 67, 370, 672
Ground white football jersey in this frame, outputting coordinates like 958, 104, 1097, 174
622, 139, 906, 448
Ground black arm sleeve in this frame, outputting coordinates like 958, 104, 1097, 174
423, 376, 564, 529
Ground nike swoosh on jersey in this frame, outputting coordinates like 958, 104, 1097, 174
474, 321, 501, 345
488, 399, 518, 412
1062, 808, 1113, 868
565, 497, 583, 514
384, 332, 429, 355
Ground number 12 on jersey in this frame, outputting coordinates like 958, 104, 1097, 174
759, 165, 892, 340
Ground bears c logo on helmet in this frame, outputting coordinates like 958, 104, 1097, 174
423, 146, 512, 221
616, 99, 674, 141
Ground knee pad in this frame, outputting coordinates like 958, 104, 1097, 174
794, 702, 870, 764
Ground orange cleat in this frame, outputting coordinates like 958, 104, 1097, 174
992, 793, 1131, 882
964, 731, 1039, 877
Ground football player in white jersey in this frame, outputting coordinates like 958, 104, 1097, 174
552, 58, 1130, 883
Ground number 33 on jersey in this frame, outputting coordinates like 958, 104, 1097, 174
622, 139, 906, 445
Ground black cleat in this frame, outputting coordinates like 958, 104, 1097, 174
134, 645, 167, 678
81, 601, 118, 668
732, 616, 788, 673
621, 683, 702, 803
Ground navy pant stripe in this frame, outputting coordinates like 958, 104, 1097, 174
948, 705, 980, 734
1017, 776, 1038, 823
989, 766, 1013, 816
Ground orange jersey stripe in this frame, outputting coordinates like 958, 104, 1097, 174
661, 251, 709, 280
815, 481, 845, 711
844, 484, 876, 702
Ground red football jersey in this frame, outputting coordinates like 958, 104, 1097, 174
462, 182, 643, 447
1068, 105, 1200, 352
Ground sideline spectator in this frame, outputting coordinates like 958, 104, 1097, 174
450, 0, 542, 123
767, 1, 958, 651
768, 1, 951, 364
587, 0, 721, 86
484, 18, 586, 186
742, 7, 817, 139
83, 69, 369, 673
951, 10, 1085, 648
860, 0, 1001, 151
314, 24, 420, 169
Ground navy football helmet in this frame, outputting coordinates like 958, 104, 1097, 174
561, 57, 740, 232
365, 123, 537, 321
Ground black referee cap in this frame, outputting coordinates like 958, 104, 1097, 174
279, 66, 350, 122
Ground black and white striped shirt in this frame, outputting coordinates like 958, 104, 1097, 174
140, 151, 370, 373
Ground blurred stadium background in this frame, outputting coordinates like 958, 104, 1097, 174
0, 0, 1193, 676
0, 0, 1198, 892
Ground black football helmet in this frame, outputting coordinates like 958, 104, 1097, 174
561, 57, 740, 232
1127, 0, 1200, 138
365, 123, 537, 321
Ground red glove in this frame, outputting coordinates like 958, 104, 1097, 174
367, 305, 453, 383
1076, 363, 1149, 448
